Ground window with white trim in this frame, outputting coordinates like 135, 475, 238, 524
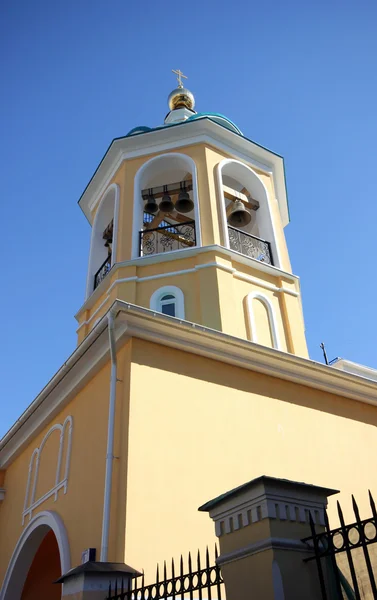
160, 294, 176, 317
150, 286, 185, 319
245, 292, 281, 350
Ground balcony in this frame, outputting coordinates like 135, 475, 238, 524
94, 254, 111, 289
140, 221, 196, 257
228, 226, 273, 265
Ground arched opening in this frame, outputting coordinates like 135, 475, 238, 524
21, 530, 61, 600
132, 153, 201, 260
0, 511, 70, 600
216, 159, 282, 268
245, 292, 281, 350
86, 183, 120, 298
150, 285, 185, 319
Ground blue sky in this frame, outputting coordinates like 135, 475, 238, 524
1, 0, 377, 437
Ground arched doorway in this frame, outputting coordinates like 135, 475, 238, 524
0, 511, 70, 600
21, 530, 61, 599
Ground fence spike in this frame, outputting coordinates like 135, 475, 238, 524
108, 581, 112, 597
180, 554, 184, 600
337, 500, 361, 598
215, 544, 218, 560
336, 500, 345, 522
156, 563, 160, 585
114, 578, 118, 597
369, 490, 377, 520
171, 558, 176, 600
164, 560, 167, 582
206, 546, 212, 600
171, 557, 175, 580
197, 549, 203, 600
141, 569, 145, 599
323, 506, 331, 532
121, 577, 124, 595
352, 494, 361, 520
188, 551, 192, 574
352, 494, 377, 596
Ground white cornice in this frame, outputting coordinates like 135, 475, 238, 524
2, 301, 377, 468
78, 119, 288, 227
75, 245, 299, 320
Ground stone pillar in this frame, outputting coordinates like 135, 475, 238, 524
57, 561, 141, 600
199, 475, 339, 600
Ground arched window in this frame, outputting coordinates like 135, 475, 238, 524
132, 153, 201, 260
245, 292, 281, 350
150, 286, 185, 319
86, 184, 120, 298
216, 159, 282, 268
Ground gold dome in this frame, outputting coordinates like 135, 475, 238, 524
168, 87, 195, 111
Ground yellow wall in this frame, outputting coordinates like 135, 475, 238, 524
0, 343, 132, 586
124, 339, 377, 578
1, 335, 377, 589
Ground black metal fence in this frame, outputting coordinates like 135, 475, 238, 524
140, 221, 196, 257
303, 492, 377, 599
94, 254, 112, 289
107, 547, 224, 600
227, 226, 273, 265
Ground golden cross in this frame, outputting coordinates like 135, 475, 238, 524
172, 69, 187, 88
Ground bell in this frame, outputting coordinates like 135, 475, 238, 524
144, 190, 158, 214
227, 199, 252, 228
159, 186, 175, 213
175, 183, 194, 214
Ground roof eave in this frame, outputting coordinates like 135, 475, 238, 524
77, 119, 289, 227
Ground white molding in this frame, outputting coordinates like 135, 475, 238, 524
150, 285, 185, 319
86, 132, 272, 217
75, 244, 300, 320
0, 318, 128, 468
79, 119, 288, 227
216, 158, 283, 269
2, 301, 377, 469
76, 261, 298, 332
245, 292, 281, 350
131, 152, 202, 260
76, 295, 111, 331
85, 183, 120, 300
217, 537, 312, 566
0, 510, 71, 600
22, 416, 73, 524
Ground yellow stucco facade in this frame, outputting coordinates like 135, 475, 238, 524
1, 96, 377, 599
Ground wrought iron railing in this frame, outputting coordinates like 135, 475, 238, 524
303, 492, 377, 599
94, 254, 111, 289
140, 221, 196, 257
228, 226, 273, 265
107, 547, 224, 600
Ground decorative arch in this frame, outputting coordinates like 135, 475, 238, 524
150, 285, 185, 319
23, 416, 73, 524
245, 291, 281, 350
216, 158, 282, 268
86, 183, 120, 298
132, 153, 201, 259
0, 510, 70, 600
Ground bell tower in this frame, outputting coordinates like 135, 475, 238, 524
76, 73, 308, 358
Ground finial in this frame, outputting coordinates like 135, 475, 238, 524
172, 69, 187, 89
168, 69, 195, 112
